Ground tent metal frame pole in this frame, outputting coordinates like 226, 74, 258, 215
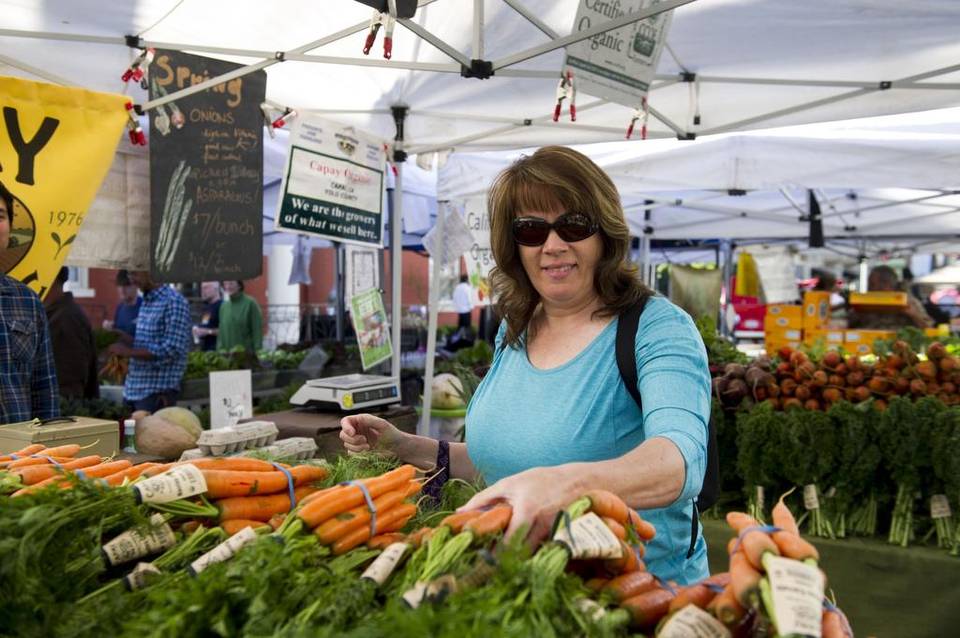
821, 193, 959, 219
286, 54, 459, 72
647, 104, 686, 136
845, 194, 960, 212
473, 0, 484, 59
640, 195, 848, 231
851, 206, 960, 233
699, 62, 960, 136
406, 98, 613, 154
492, 0, 697, 70
695, 75, 960, 90
503, 0, 560, 39
0, 52, 72, 85
399, 19, 471, 67
140, 30, 354, 112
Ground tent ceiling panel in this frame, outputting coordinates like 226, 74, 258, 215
2, 1, 960, 152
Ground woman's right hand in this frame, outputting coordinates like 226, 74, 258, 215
340, 413, 405, 455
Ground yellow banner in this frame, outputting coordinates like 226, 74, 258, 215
0, 76, 128, 297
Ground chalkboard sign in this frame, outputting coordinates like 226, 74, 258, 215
148, 50, 266, 282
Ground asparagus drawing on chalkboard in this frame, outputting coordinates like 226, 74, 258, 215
155, 160, 193, 272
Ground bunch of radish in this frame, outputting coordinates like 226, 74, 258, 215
715, 341, 959, 412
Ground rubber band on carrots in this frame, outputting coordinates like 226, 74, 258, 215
342, 479, 377, 538
270, 462, 297, 512
730, 524, 781, 555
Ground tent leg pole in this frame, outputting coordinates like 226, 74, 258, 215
420, 203, 446, 438
391, 164, 404, 381
720, 240, 734, 338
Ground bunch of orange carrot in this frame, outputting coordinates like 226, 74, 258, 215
656, 494, 853, 637
273, 464, 421, 553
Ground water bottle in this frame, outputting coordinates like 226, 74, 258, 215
123, 419, 137, 453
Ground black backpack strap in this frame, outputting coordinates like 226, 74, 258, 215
615, 298, 646, 411
616, 295, 715, 560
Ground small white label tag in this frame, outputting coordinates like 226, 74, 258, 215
658, 605, 732, 638
402, 581, 428, 609
189, 526, 257, 575
575, 598, 609, 623
134, 465, 207, 504
124, 562, 163, 591
755, 486, 765, 512
765, 555, 824, 638
361, 542, 410, 586
552, 512, 623, 560
803, 484, 820, 511
102, 514, 176, 566
931, 494, 952, 519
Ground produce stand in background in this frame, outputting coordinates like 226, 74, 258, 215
704, 519, 960, 638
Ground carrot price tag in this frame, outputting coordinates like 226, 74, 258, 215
402, 581, 428, 609
765, 555, 824, 638
658, 605, 731, 638
124, 562, 163, 591
102, 514, 176, 566
575, 598, 609, 622
189, 526, 258, 576
552, 512, 622, 559
931, 494, 952, 519
361, 542, 410, 586
802, 484, 820, 510
134, 465, 207, 504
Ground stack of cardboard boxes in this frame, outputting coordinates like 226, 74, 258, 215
764, 291, 837, 353
764, 291, 947, 355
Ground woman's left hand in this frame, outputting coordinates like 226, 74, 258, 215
459, 465, 580, 547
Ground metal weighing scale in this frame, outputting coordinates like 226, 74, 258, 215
289, 374, 401, 411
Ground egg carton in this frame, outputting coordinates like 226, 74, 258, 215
178, 448, 206, 461
195, 421, 278, 456
243, 437, 317, 461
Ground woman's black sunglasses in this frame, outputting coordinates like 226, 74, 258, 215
511, 212, 598, 247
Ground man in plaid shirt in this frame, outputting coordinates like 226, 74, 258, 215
0, 181, 59, 424
107, 270, 190, 412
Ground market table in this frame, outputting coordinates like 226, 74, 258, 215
253, 405, 418, 458
703, 518, 959, 638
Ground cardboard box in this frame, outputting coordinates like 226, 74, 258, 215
804, 329, 844, 348
849, 291, 908, 308
766, 327, 803, 342
0, 416, 119, 457
764, 313, 803, 331
803, 291, 832, 329
844, 329, 895, 355
767, 304, 803, 319
925, 326, 950, 338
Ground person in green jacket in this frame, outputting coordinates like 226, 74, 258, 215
217, 281, 263, 352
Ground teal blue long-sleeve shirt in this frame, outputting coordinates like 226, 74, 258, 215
466, 295, 711, 584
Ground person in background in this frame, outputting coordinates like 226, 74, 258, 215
217, 281, 263, 353
0, 181, 59, 423
105, 269, 142, 340
453, 273, 474, 332
913, 282, 951, 325
43, 267, 99, 399
848, 265, 934, 329
192, 281, 222, 351
107, 270, 190, 412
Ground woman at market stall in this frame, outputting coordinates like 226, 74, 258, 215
340, 146, 711, 584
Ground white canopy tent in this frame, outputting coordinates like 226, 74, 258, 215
439, 107, 960, 246
2, 1, 960, 151
5, 0, 960, 430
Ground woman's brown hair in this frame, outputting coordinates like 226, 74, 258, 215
488, 146, 652, 348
